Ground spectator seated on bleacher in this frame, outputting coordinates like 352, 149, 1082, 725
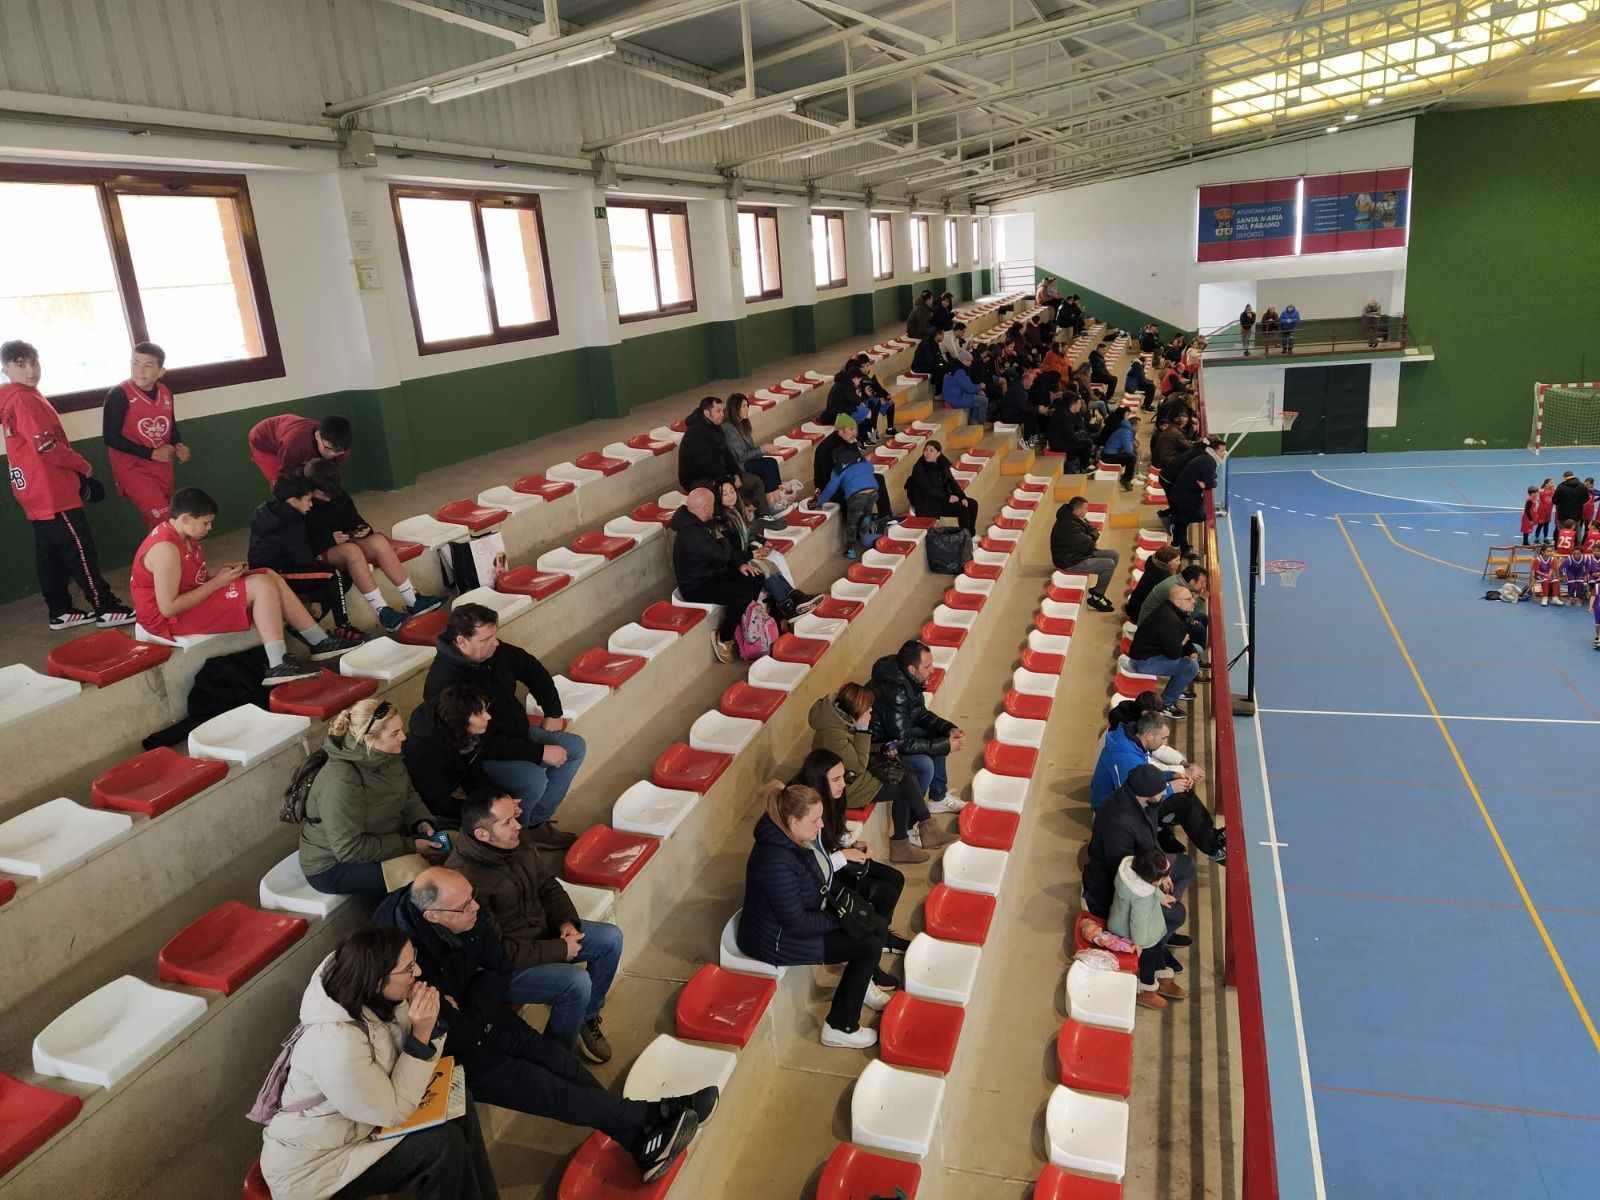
1125, 546, 1182, 622
808, 683, 950, 865
254, 925, 500, 1200
824, 359, 879, 446
403, 684, 498, 824
247, 412, 351, 484
905, 441, 978, 535
868, 640, 968, 817
1082, 764, 1191, 1012
1049, 496, 1119, 613
1124, 358, 1156, 411
1090, 711, 1225, 862
996, 365, 1035, 430
671, 486, 769, 663
678, 394, 762, 515
423, 604, 586, 847
1112, 846, 1184, 1011
448, 788, 623, 1065
737, 783, 893, 1050
304, 458, 442, 633
1087, 346, 1118, 398
298, 696, 447, 896
1159, 363, 1192, 404
911, 328, 947, 391
849, 353, 898, 439
1046, 395, 1096, 473
131, 486, 362, 687
248, 473, 356, 637
720, 392, 799, 517
930, 292, 956, 333
1099, 415, 1140, 491
905, 289, 934, 340
714, 477, 822, 620
1062, 293, 1086, 339
1127, 585, 1200, 718
817, 443, 884, 561
1149, 412, 1194, 473
939, 321, 969, 368
814, 416, 895, 527
376, 869, 713, 1182
792, 749, 912, 927
1138, 565, 1210, 656
940, 354, 988, 426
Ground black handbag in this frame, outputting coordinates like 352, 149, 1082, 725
825, 874, 887, 941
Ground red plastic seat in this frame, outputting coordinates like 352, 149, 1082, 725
899, 516, 936, 529
625, 433, 673, 456
91, 747, 230, 818
558, 1130, 684, 1199
569, 649, 648, 689
391, 537, 426, 563
787, 426, 825, 443
675, 964, 776, 1049
767, 443, 798, 461
983, 740, 1038, 778
575, 451, 629, 476
979, 537, 1015, 555
670, 417, 689, 432
1048, 584, 1085, 603
920, 622, 966, 649
763, 534, 799, 553
630, 502, 676, 525
652, 743, 732, 793
815, 597, 863, 622
0, 1073, 81, 1178
996, 516, 1028, 531
866, 451, 898, 469
1055, 1019, 1134, 1098
243, 1160, 270, 1200
1021, 648, 1065, 674
847, 564, 892, 586
1011, 495, 1040, 509
396, 607, 449, 647
963, 562, 1002, 580
923, 667, 945, 695
816, 1143, 921, 1200
872, 538, 915, 556
958, 804, 1019, 851
772, 634, 828, 665
878, 992, 965, 1074
641, 602, 707, 633
513, 473, 576, 501
844, 800, 875, 825
786, 508, 828, 529
1004, 688, 1052, 721
1035, 614, 1076, 637
768, 382, 800, 396
497, 566, 571, 600
269, 669, 380, 719
720, 681, 786, 721
46, 629, 171, 687
942, 588, 985, 611
924, 882, 994, 945
158, 900, 308, 995
435, 500, 508, 531
570, 532, 636, 559
0, 879, 13, 907
563, 826, 660, 890
1073, 911, 1139, 972
1018, 480, 1047, 493
1034, 1165, 1124, 1200
747, 394, 777, 410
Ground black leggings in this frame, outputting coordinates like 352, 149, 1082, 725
916, 497, 978, 534
884, 773, 931, 839
682, 575, 764, 641
333, 1100, 498, 1200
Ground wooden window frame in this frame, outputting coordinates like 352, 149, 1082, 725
910, 215, 930, 274
737, 206, 783, 302
390, 185, 559, 355
0, 164, 285, 414
606, 199, 698, 323
871, 213, 895, 281
811, 210, 848, 290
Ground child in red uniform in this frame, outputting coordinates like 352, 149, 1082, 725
1534, 479, 1555, 544
1531, 546, 1559, 606
102, 341, 190, 529
1520, 486, 1538, 546
1, 340, 134, 630
1554, 519, 1578, 557
131, 487, 363, 687
246, 413, 351, 484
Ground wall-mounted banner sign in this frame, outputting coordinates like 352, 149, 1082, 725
1196, 179, 1299, 262
1300, 168, 1411, 254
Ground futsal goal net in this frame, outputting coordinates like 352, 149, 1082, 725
1530, 382, 1600, 452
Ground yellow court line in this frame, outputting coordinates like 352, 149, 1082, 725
1334, 516, 1600, 1055
1368, 513, 1479, 575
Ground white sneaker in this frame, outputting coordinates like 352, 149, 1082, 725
821, 1022, 878, 1049
926, 795, 967, 814
907, 826, 923, 847
864, 983, 893, 1011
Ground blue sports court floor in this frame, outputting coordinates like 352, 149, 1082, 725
1216, 449, 1600, 1200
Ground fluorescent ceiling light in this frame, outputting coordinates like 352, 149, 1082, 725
905, 160, 986, 185
1326, 125, 1340, 133
657, 100, 799, 143
777, 127, 885, 162
857, 151, 949, 177
1344, 112, 1358, 121
1366, 95, 1384, 105
426, 39, 616, 103
1399, 70, 1420, 81
1446, 33, 1472, 49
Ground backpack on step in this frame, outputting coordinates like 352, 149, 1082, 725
925, 526, 974, 574
734, 599, 779, 661
858, 513, 885, 550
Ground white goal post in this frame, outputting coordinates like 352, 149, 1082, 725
1530, 381, 1600, 453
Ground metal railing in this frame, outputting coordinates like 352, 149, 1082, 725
1203, 312, 1409, 360
996, 258, 1037, 293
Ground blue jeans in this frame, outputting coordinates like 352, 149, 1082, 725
507, 920, 624, 1047
1130, 653, 1199, 706
903, 752, 949, 802
482, 727, 587, 826
967, 398, 989, 425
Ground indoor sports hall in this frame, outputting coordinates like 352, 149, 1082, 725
0, 2, 1596, 1199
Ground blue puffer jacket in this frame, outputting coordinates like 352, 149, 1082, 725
1089, 724, 1173, 809
1102, 421, 1136, 458
816, 452, 879, 506
736, 813, 839, 965
941, 366, 982, 411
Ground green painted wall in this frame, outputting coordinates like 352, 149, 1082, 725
810, 293, 855, 350
872, 283, 904, 332
1034, 267, 1183, 340
1378, 98, 1600, 450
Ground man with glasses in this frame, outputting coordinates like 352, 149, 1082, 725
375, 867, 716, 1183
423, 603, 586, 848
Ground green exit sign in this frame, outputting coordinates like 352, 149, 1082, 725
594, 207, 607, 219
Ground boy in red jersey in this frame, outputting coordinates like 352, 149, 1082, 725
246, 413, 351, 484
1, 339, 134, 630
102, 341, 190, 529
1520, 486, 1538, 547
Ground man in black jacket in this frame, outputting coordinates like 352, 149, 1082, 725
677, 396, 743, 493
1164, 435, 1224, 557
1049, 496, 1119, 611
1081, 765, 1192, 1010
868, 640, 967, 819
423, 603, 585, 846
375, 869, 712, 1182
1554, 471, 1589, 529
1128, 585, 1200, 716
911, 328, 948, 392
247, 473, 353, 636
670, 488, 764, 663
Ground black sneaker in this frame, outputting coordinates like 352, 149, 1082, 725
660, 1085, 719, 1128
1157, 830, 1187, 855
885, 427, 899, 437
308, 628, 364, 661
577, 1017, 612, 1064
885, 930, 912, 955
1210, 828, 1228, 865
95, 604, 136, 628
1085, 592, 1115, 612
1163, 703, 1187, 719
634, 1109, 698, 1183
793, 591, 824, 616
263, 656, 319, 687
1167, 932, 1193, 948
48, 609, 94, 631
871, 966, 899, 990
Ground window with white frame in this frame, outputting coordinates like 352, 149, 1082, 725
870, 213, 894, 281
607, 200, 697, 320
811, 211, 847, 289
737, 207, 782, 301
910, 216, 930, 274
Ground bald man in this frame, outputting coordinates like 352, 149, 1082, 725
1127, 584, 1201, 717
669, 486, 766, 662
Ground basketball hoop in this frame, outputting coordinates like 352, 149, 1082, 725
1274, 410, 1300, 432
1266, 558, 1307, 587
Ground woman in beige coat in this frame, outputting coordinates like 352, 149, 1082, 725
258, 925, 498, 1199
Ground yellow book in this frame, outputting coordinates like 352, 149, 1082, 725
374, 1056, 466, 1140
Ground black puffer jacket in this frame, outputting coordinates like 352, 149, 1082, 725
1082, 783, 1161, 916
422, 636, 560, 764
910, 332, 944, 375
669, 504, 740, 594
867, 653, 955, 757
1050, 505, 1101, 568
304, 489, 370, 556
906, 455, 962, 516
402, 700, 495, 821
677, 407, 742, 491
247, 499, 321, 575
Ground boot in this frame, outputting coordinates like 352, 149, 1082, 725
916, 818, 956, 849
889, 837, 929, 864
1136, 989, 1169, 1011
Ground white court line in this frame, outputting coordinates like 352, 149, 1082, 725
1308, 470, 1511, 510
1224, 518, 1327, 1199
1259, 707, 1600, 725
1233, 457, 1600, 475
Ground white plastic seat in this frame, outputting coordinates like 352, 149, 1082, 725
773, 434, 811, 452
604, 516, 663, 544
862, 550, 905, 571
0, 798, 133, 881
957, 454, 988, 470
340, 637, 436, 682
623, 1034, 738, 1104
752, 389, 787, 404
1046, 1086, 1130, 1180
792, 614, 848, 643
602, 440, 656, 464
526, 674, 610, 725
559, 881, 616, 924
719, 911, 785, 978
851, 1060, 946, 1160
929, 644, 957, 671
1025, 473, 1056, 487
476, 485, 543, 514
971, 546, 1008, 568
904, 933, 982, 1006
993, 421, 1020, 435
546, 461, 604, 487
392, 514, 470, 548
772, 520, 813, 545
1012, 668, 1058, 697
670, 589, 722, 615
688, 711, 762, 756
985, 525, 1022, 544
748, 658, 809, 692
133, 625, 256, 653
1066, 960, 1138, 1033
453, 586, 532, 624
887, 520, 926, 542
970, 769, 1029, 813
33, 976, 208, 1090
800, 421, 833, 437
0, 664, 80, 730
953, 574, 995, 596
1051, 571, 1091, 590
907, 421, 942, 435
1028, 630, 1072, 657
659, 490, 688, 509
260, 850, 355, 917
994, 714, 1047, 749
536, 548, 607, 581
999, 505, 1034, 523
951, 469, 979, 486
607, 623, 677, 661
1041, 599, 1081, 621
650, 426, 685, 445
189, 705, 310, 769
942, 842, 1008, 897
871, 445, 908, 461
829, 580, 878, 603
930, 605, 978, 630
1118, 654, 1159, 680
612, 781, 700, 839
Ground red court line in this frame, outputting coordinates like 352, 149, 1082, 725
1284, 885, 1600, 919
1312, 1083, 1600, 1124
1551, 663, 1600, 722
